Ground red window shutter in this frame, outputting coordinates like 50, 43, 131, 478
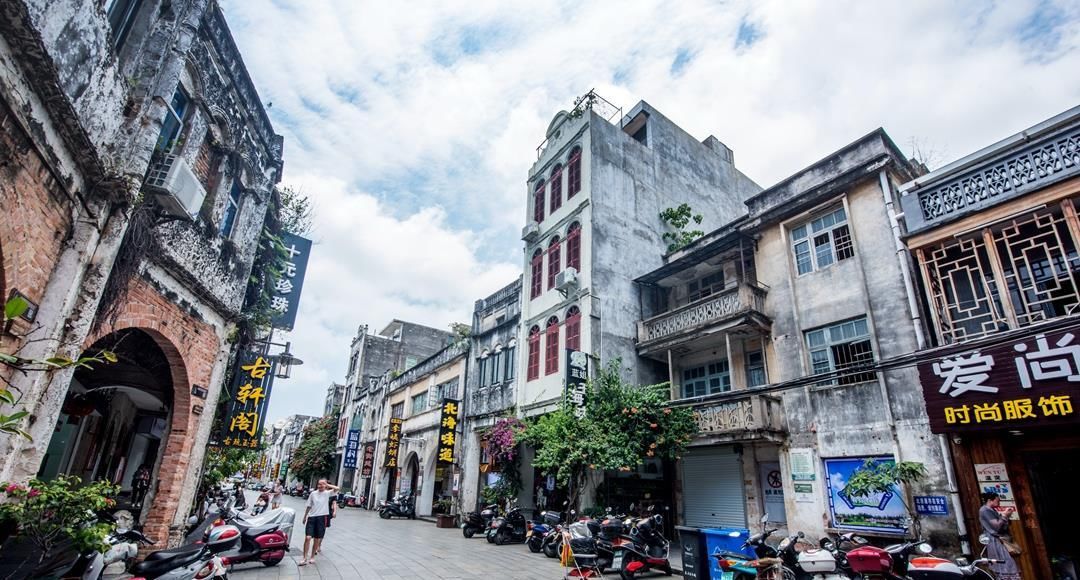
530, 251, 543, 299
527, 329, 541, 381
567, 225, 581, 271
566, 311, 581, 351
547, 239, 561, 290
545, 322, 560, 375
550, 168, 563, 214
568, 149, 581, 198
533, 181, 545, 223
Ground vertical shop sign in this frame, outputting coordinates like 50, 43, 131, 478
270, 232, 312, 331
361, 443, 376, 477
222, 350, 274, 448
437, 398, 460, 465
343, 429, 361, 469
383, 418, 403, 468
565, 349, 588, 418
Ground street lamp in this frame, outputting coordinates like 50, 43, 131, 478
274, 342, 304, 379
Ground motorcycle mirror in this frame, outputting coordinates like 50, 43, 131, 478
187, 516, 199, 526
917, 542, 933, 555
978, 533, 991, 546
797, 531, 805, 539
761, 513, 769, 523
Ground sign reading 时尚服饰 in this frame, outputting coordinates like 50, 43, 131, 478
221, 351, 275, 449
343, 429, 361, 469
384, 418, 403, 468
269, 232, 312, 332
918, 325, 1080, 433
436, 399, 460, 465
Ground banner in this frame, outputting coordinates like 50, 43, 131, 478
221, 350, 275, 448
565, 349, 588, 418
436, 398, 460, 465
361, 442, 376, 477
270, 232, 312, 331
383, 417, 403, 468
343, 429, 361, 469
824, 456, 908, 534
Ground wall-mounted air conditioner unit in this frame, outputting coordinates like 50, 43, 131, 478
555, 267, 579, 292
521, 222, 540, 242
144, 154, 207, 219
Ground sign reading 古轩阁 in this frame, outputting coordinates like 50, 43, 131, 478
270, 232, 312, 331
221, 350, 275, 449
343, 429, 361, 469
436, 399, 460, 465
565, 349, 588, 419
918, 324, 1080, 433
383, 417, 403, 468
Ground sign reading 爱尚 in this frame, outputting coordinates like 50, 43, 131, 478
221, 350, 274, 449
918, 325, 1080, 433
270, 232, 312, 331
565, 349, 588, 419
383, 418, 403, 468
343, 429, 361, 469
361, 442, 376, 478
436, 399, 460, 465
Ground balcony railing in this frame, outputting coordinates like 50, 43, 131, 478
686, 393, 784, 438
638, 283, 767, 347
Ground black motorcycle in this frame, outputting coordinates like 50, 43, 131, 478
619, 511, 672, 579
490, 504, 528, 545
378, 492, 415, 519
527, 510, 561, 552
462, 503, 499, 539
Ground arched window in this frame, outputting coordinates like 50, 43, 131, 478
545, 316, 560, 375
478, 350, 490, 387
567, 222, 581, 272
567, 146, 582, 198
533, 179, 545, 223
550, 164, 563, 214
547, 236, 561, 290
505, 339, 517, 381
565, 306, 582, 352
530, 249, 543, 299
527, 326, 541, 381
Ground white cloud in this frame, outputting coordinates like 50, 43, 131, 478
221, 0, 1080, 421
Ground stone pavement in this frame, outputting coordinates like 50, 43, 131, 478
228, 494, 571, 580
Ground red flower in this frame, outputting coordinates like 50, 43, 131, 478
26, 489, 40, 498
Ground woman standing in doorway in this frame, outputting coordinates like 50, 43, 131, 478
980, 492, 1021, 580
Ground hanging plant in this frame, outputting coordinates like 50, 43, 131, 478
484, 417, 526, 463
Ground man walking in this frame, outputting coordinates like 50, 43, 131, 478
299, 479, 339, 566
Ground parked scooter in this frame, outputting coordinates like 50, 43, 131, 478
130, 523, 238, 579
208, 506, 295, 568
250, 491, 271, 515
619, 509, 673, 579
847, 534, 1002, 580
462, 503, 499, 538
489, 502, 528, 545
378, 492, 416, 519
527, 510, 561, 552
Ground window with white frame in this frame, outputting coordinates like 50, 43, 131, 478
790, 206, 854, 275
220, 180, 243, 237
681, 361, 731, 398
411, 392, 428, 416
805, 317, 875, 385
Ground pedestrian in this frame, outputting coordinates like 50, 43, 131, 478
131, 465, 151, 508
233, 482, 247, 511
299, 479, 339, 566
979, 492, 1021, 580
271, 479, 283, 510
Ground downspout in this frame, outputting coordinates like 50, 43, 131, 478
878, 169, 969, 554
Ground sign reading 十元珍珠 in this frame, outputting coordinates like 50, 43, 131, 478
436, 399, 460, 465
343, 429, 361, 469
564, 349, 588, 419
383, 418, 403, 468
270, 232, 312, 332
918, 324, 1080, 433
361, 442, 376, 477
221, 350, 275, 449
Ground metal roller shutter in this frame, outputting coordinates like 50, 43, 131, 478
682, 446, 746, 529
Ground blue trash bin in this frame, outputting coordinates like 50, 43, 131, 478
702, 528, 756, 579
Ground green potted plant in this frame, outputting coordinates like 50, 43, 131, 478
434, 498, 456, 528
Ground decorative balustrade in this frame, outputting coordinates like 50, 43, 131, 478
638, 283, 767, 346
689, 393, 784, 437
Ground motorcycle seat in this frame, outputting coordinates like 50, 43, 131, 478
143, 542, 203, 561
133, 547, 206, 576
243, 524, 280, 537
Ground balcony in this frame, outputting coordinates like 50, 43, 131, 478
677, 392, 785, 444
637, 282, 769, 357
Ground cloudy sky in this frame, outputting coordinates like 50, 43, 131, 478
219, 0, 1080, 423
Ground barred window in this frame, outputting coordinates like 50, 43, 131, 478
790, 206, 854, 275
806, 317, 875, 385
391, 402, 404, 419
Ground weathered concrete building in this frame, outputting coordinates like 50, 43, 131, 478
461, 277, 522, 511
899, 105, 1080, 579
635, 129, 961, 548
0, 0, 283, 546
263, 414, 318, 489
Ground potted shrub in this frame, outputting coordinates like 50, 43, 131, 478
434, 498, 456, 528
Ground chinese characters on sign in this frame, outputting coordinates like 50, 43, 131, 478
270, 232, 312, 331
436, 399, 460, 465
222, 351, 275, 449
918, 326, 1080, 433
343, 429, 361, 469
975, 463, 1018, 520
913, 496, 949, 516
565, 349, 588, 419
383, 418, 403, 469
361, 442, 376, 478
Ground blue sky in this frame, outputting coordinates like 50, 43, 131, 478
218, 0, 1080, 423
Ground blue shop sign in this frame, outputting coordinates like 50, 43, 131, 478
914, 495, 949, 516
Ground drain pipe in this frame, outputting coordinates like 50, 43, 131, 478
878, 168, 970, 555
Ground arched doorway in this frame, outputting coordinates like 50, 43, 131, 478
404, 452, 420, 497
38, 328, 177, 520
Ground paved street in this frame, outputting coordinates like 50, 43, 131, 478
229, 494, 571, 580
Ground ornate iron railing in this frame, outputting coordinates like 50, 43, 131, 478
688, 393, 784, 436
638, 283, 767, 345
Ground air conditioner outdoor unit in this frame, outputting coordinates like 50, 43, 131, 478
555, 267, 579, 291
521, 222, 540, 242
144, 154, 207, 219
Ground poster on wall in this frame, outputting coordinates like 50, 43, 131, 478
975, 463, 1018, 520
760, 462, 787, 522
790, 449, 816, 481
824, 456, 909, 534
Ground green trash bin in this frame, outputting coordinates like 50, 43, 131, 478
675, 526, 709, 580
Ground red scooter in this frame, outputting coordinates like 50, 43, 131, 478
619, 510, 673, 579
206, 506, 295, 568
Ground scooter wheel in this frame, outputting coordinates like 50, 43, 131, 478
620, 554, 638, 580
263, 558, 282, 567
527, 537, 542, 553
486, 532, 495, 544
494, 530, 508, 545
543, 541, 558, 558
463, 527, 476, 539
379, 510, 391, 520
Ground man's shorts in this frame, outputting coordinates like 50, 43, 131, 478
305, 515, 328, 539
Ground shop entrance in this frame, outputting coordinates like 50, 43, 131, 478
1026, 448, 1080, 575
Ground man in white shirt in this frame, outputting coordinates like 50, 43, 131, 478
299, 479, 339, 566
